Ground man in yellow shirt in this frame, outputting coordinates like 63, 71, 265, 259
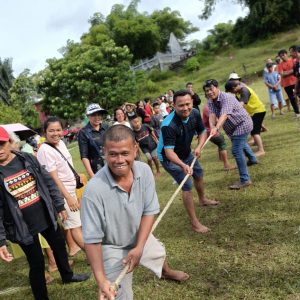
225, 81, 266, 157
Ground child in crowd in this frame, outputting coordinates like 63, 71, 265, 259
150, 102, 163, 137
264, 62, 285, 118
130, 116, 161, 177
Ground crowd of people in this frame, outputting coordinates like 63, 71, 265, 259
0, 45, 299, 300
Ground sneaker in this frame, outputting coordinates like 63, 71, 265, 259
247, 160, 258, 166
229, 181, 252, 190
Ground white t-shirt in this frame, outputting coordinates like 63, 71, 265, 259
159, 102, 169, 117
37, 140, 76, 193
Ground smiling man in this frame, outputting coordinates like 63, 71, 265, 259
81, 125, 188, 300
157, 89, 219, 234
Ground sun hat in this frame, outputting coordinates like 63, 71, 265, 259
228, 73, 241, 80
86, 103, 108, 115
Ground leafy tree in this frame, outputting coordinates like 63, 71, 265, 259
0, 102, 23, 124
0, 58, 14, 105
37, 40, 136, 120
150, 7, 198, 52
9, 69, 40, 128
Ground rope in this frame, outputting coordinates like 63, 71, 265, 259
110, 134, 213, 292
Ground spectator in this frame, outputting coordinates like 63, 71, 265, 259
186, 82, 201, 111
150, 102, 163, 137
157, 96, 169, 118
0, 126, 89, 300
77, 103, 108, 178
113, 107, 131, 128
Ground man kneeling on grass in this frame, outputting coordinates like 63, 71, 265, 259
81, 125, 188, 300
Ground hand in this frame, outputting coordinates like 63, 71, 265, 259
66, 195, 80, 212
210, 127, 219, 137
122, 247, 143, 273
98, 279, 117, 300
79, 174, 85, 184
58, 210, 68, 223
0, 245, 13, 262
182, 164, 193, 176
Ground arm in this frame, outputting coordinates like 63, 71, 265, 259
123, 215, 155, 273
82, 158, 94, 178
210, 114, 228, 137
194, 130, 208, 157
48, 169, 79, 212
85, 243, 116, 300
165, 148, 192, 175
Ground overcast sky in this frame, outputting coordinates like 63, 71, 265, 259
0, 0, 248, 76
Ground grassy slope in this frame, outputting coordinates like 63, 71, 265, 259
1, 30, 300, 299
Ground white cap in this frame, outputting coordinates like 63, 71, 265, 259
228, 73, 241, 80
86, 103, 108, 115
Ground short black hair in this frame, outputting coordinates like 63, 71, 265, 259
202, 79, 219, 91
43, 116, 63, 133
296, 46, 300, 53
152, 102, 160, 108
278, 49, 287, 56
103, 125, 135, 146
224, 80, 238, 92
173, 89, 192, 104
289, 45, 297, 52
186, 82, 193, 87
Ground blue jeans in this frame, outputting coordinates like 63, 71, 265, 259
231, 134, 257, 183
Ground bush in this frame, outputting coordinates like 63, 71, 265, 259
145, 79, 159, 93
148, 69, 174, 82
185, 57, 200, 72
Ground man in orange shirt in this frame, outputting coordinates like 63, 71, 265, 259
277, 49, 299, 117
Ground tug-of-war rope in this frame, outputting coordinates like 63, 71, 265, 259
110, 134, 213, 294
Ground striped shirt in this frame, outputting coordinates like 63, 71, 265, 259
208, 91, 253, 137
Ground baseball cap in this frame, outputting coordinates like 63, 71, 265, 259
86, 103, 108, 115
0, 126, 10, 142
228, 73, 241, 80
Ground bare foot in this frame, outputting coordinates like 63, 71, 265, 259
68, 246, 81, 257
224, 165, 236, 171
162, 269, 190, 282
45, 272, 54, 284
200, 198, 220, 207
255, 150, 265, 157
48, 264, 58, 273
192, 221, 211, 233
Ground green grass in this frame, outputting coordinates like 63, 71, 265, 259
1, 30, 300, 299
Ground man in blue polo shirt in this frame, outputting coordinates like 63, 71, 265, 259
157, 90, 219, 234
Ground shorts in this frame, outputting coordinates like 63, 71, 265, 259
268, 89, 284, 106
105, 234, 166, 300
63, 193, 82, 229
143, 148, 157, 160
161, 153, 203, 191
251, 111, 266, 135
210, 133, 227, 151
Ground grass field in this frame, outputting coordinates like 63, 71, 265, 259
1, 27, 300, 298
0, 78, 300, 299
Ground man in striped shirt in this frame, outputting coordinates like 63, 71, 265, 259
204, 79, 257, 190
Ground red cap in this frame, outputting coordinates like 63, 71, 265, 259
0, 127, 10, 142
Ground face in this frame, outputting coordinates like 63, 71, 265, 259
153, 105, 160, 114
0, 141, 13, 164
115, 109, 125, 122
204, 85, 220, 101
45, 121, 63, 145
290, 49, 297, 59
138, 101, 144, 108
88, 112, 102, 127
126, 105, 133, 112
186, 84, 193, 92
174, 94, 193, 119
104, 138, 138, 178
131, 118, 141, 130
279, 52, 288, 61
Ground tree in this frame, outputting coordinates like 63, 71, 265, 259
0, 58, 14, 105
37, 40, 136, 120
150, 7, 198, 52
9, 69, 40, 128
0, 102, 23, 124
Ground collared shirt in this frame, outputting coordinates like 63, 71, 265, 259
77, 122, 108, 173
157, 109, 205, 161
81, 161, 160, 273
208, 91, 253, 137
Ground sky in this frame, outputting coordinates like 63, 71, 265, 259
0, 0, 248, 76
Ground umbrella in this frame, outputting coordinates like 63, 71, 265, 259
1, 123, 37, 140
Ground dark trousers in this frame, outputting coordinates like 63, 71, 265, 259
284, 85, 299, 114
20, 226, 73, 300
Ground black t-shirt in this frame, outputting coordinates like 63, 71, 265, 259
133, 124, 157, 153
294, 61, 300, 79
1, 156, 49, 235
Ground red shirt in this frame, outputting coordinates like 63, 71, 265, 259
277, 59, 297, 87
